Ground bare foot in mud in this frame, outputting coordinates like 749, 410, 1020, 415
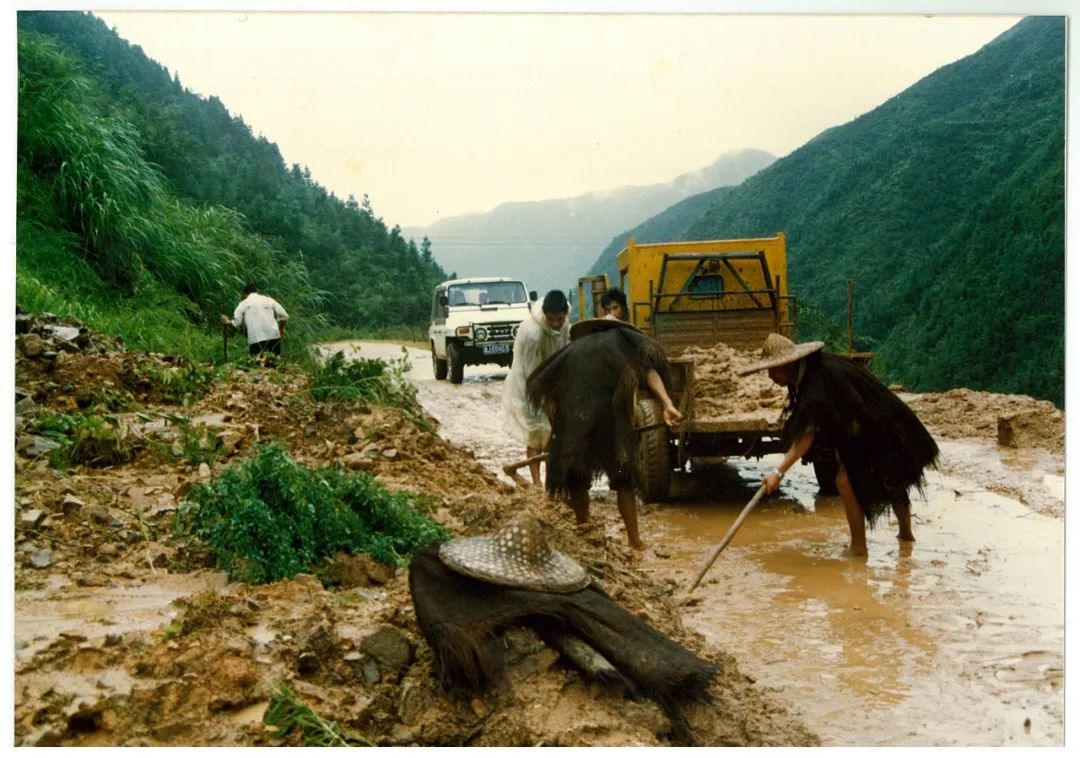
847, 544, 868, 558
629, 539, 645, 551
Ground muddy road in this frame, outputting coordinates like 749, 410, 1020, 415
329, 340, 1066, 747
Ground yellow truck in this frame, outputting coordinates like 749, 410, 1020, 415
585, 233, 829, 501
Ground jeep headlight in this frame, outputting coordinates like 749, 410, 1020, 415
474, 327, 488, 342
455, 326, 470, 337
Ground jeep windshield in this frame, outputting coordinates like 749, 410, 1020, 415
447, 282, 527, 307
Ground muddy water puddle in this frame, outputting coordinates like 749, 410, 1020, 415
644, 454, 1064, 746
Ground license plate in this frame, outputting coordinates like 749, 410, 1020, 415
482, 343, 511, 356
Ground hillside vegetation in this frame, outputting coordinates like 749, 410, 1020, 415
17, 11, 447, 360
589, 17, 1064, 406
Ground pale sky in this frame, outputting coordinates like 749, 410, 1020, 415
90, 8, 1025, 228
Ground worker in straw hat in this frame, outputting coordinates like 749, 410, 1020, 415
525, 318, 682, 550
740, 333, 939, 556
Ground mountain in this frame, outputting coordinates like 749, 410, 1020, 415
589, 16, 1064, 406
403, 149, 775, 295
18, 11, 447, 336
587, 185, 735, 283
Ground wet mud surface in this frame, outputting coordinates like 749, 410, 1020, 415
10, 332, 1064, 746
331, 341, 1066, 747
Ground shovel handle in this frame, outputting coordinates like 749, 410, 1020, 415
685, 485, 767, 594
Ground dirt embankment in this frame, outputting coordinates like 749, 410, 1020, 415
13, 315, 817, 747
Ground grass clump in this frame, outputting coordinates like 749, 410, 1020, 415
307, 349, 420, 412
176, 441, 448, 584
265, 682, 372, 747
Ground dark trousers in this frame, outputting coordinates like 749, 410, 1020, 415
249, 338, 282, 356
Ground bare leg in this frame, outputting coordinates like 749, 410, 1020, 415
893, 502, 915, 542
567, 482, 590, 525
526, 446, 542, 486
835, 467, 868, 557
616, 486, 644, 550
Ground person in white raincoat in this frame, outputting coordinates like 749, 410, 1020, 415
502, 290, 570, 485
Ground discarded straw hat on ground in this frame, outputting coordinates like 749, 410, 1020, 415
438, 514, 589, 593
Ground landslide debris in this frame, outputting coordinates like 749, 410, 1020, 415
13, 315, 818, 747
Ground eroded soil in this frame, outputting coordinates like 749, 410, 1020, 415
12, 327, 816, 747
11, 329, 1065, 746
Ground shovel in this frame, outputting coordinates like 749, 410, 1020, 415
684, 484, 767, 595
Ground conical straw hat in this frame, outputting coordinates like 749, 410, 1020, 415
438, 515, 590, 593
738, 333, 824, 376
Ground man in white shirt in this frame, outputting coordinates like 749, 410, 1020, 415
220, 283, 289, 358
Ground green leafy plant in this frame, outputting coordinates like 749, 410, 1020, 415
264, 682, 372, 747
175, 441, 448, 584
307, 350, 419, 412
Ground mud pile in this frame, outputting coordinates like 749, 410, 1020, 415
903, 388, 1064, 453
675, 342, 785, 423
13, 318, 818, 747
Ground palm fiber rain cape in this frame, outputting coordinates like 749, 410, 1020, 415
784, 351, 939, 523
525, 326, 672, 498
408, 547, 716, 745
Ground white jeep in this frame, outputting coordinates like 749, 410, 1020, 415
428, 277, 537, 384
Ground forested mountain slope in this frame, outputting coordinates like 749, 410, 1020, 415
17, 11, 446, 339
589, 17, 1064, 406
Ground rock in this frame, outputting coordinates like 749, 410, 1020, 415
15, 396, 36, 414
44, 324, 81, 342
20, 509, 47, 528
353, 426, 366, 442
360, 626, 414, 676
360, 658, 380, 684
28, 549, 54, 568
90, 506, 112, 525
198, 462, 212, 480
150, 493, 177, 517
60, 494, 85, 514
328, 552, 396, 587
18, 333, 45, 358
17, 435, 62, 458
997, 409, 1064, 450
382, 448, 399, 460
342, 452, 375, 472
216, 431, 243, 455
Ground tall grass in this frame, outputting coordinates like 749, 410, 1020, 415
17, 31, 326, 362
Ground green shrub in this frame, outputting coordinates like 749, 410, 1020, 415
176, 441, 448, 584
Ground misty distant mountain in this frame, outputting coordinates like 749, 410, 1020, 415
402, 149, 775, 295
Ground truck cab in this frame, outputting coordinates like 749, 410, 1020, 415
428, 277, 537, 384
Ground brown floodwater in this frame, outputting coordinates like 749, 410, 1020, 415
331, 341, 1065, 748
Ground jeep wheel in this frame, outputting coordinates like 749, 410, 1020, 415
432, 344, 448, 381
447, 341, 465, 384
635, 397, 671, 502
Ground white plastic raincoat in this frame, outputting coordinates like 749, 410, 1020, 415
502, 304, 570, 448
